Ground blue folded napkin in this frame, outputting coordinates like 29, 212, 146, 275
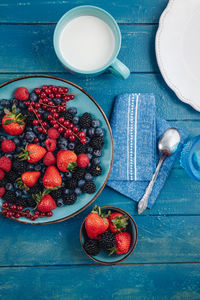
107, 93, 188, 208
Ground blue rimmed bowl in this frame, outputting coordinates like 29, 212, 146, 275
80, 206, 138, 265
0, 75, 113, 224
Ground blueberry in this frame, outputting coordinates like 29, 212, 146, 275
33, 126, 39, 134
58, 139, 68, 150
53, 98, 61, 105
41, 141, 45, 147
73, 116, 79, 125
64, 189, 70, 195
22, 190, 29, 196
13, 137, 20, 145
68, 142, 75, 150
87, 162, 91, 169
22, 140, 27, 147
78, 179, 85, 188
19, 133, 25, 139
85, 137, 90, 144
25, 132, 35, 143
92, 120, 100, 128
27, 127, 33, 131
11, 98, 19, 106
85, 173, 93, 181
65, 171, 72, 179
39, 134, 45, 141
93, 158, 100, 165
0, 136, 6, 142
5, 154, 13, 159
86, 153, 92, 160
35, 164, 41, 171
75, 187, 82, 196
16, 147, 22, 154
87, 147, 93, 154
5, 183, 13, 190
19, 101, 26, 109
16, 190, 22, 197
57, 198, 64, 207
87, 127, 95, 137
14, 183, 19, 190
27, 164, 34, 171
38, 108, 44, 114
0, 99, 10, 107
95, 128, 103, 136
93, 150, 102, 157
68, 107, 77, 115
29, 92, 38, 102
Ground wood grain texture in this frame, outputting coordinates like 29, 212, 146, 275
0, 25, 158, 73
0, 264, 200, 300
0, 0, 168, 24
0, 212, 199, 266
1, 73, 200, 121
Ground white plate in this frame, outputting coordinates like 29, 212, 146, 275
156, 0, 200, 111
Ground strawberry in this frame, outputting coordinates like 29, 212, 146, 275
37, 194, 56, 212
57, 150, 77, 172
43, 152, 56, 166
0, 187, 5, 198
19, 171, 41, 188
110, 232, 131, 255
14, 87, 29, 101
0, 169, 5, 180
77, 153, 90, 168
18, 144, 47, 163
0, 156, 12, 172
85, 205, 110, 239
1, 139, 16, 153
45, 138, 56, 152
47, 128, 60, 139
43, 166, 62, 188
109, 212, 128, 233
2, 105, 26, 136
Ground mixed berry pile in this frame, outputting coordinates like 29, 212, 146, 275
83, 206, 131, 256
0, 85, 104, 221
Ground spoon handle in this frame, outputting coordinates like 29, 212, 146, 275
138, 154, 166, 214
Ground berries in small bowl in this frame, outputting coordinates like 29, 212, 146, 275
80, 205, 138, 265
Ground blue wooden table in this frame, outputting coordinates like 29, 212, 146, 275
0, 1, 200, 299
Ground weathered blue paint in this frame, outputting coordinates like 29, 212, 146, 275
0, 0, 200, 298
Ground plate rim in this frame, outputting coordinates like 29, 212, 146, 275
0, 74, 114, 225
155, 0, 200, 112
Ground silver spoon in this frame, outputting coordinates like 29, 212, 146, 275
138, 128, 181, 214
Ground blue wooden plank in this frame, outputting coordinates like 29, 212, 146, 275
0, 213, 199, 266
0, 73, 200, 121
0, 0, 168, 23
0, 25, 158, 73
0, 264, 199, 300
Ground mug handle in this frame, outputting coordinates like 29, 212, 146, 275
108, 58, 130, 79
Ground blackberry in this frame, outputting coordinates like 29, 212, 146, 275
16, 198, 28, 207
12, 159, 27, 173
79, 113, 92, 129
90, 165, 102, 177
82, 181, 96, 194
73, 167, 86, 180
50, 188, 64, 200
90, 136, 104, 150
25, 111, 35, 126
29, 185, 42, 195
65, 111, 73, 122
26, 197, 36, 208
3, 191, 17, 203
99, 232, 116, 250
64, 192, 77, 205
0, 178, 7, 187
84, 239, 100, 256
74, 143, 86, 155
65, 178, 78, 189
6, 171, 19, 183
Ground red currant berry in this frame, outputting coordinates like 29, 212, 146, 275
30, 101, 35, 107
49, 85, 53, 89
42, 122, 48, 127
81, 137, 87, 144
39, 98, 43, 104
58, 127, 64, 133
34, 109, 38, 113
46, 107, 51, 112
53, 124, 59, 129
52, 87, 58, 93
50, 120, 57, 125
25, 101, 30, 106
7, 211, 13, 218
53, 112, 59, 119
73, 126, 79, 133
48, 101, 53, 106
64, 120, 70, 127
44, 98, 49, 103
28, 107, 33, 111
47, 114, 53, 120
37, 114, 41, 118
25, 209, 30, 214
15, 213, 21, 219
51, 108, 57, 113
55, 93, 61, 99
49, 93, 54, 99
58, 117, 64, 123
17, 205, 23, 211
40, 212, 46, 217
69, 95, 75, 100
64, 129, 72, 137
69, 135, 76, 141
2, 202, 9, 208
69, 123, 74, 129
63, 87, 69, 93
42, 85, 48, 90
10, 204, 17, 211
78, 131, 85, 138
45, 88, 51, 95
34, 211, 40, 215
34, 88, 41, 95
33, 119, 39, 125
34, 137, 39, 143
47, 211, 53, 217
2, 209, 7, 215
37, 127, 43, 132
64, 95, 71, 101
26, 214, 31, 219
35, 103, 41, 109
40, 92, 47, 99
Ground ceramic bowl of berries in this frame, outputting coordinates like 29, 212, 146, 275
0, 75, 113, 224
80, 205, 138, 264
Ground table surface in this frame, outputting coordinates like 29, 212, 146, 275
0, 1, 200, 299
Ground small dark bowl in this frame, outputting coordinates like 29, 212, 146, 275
80, 206, 138, 265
